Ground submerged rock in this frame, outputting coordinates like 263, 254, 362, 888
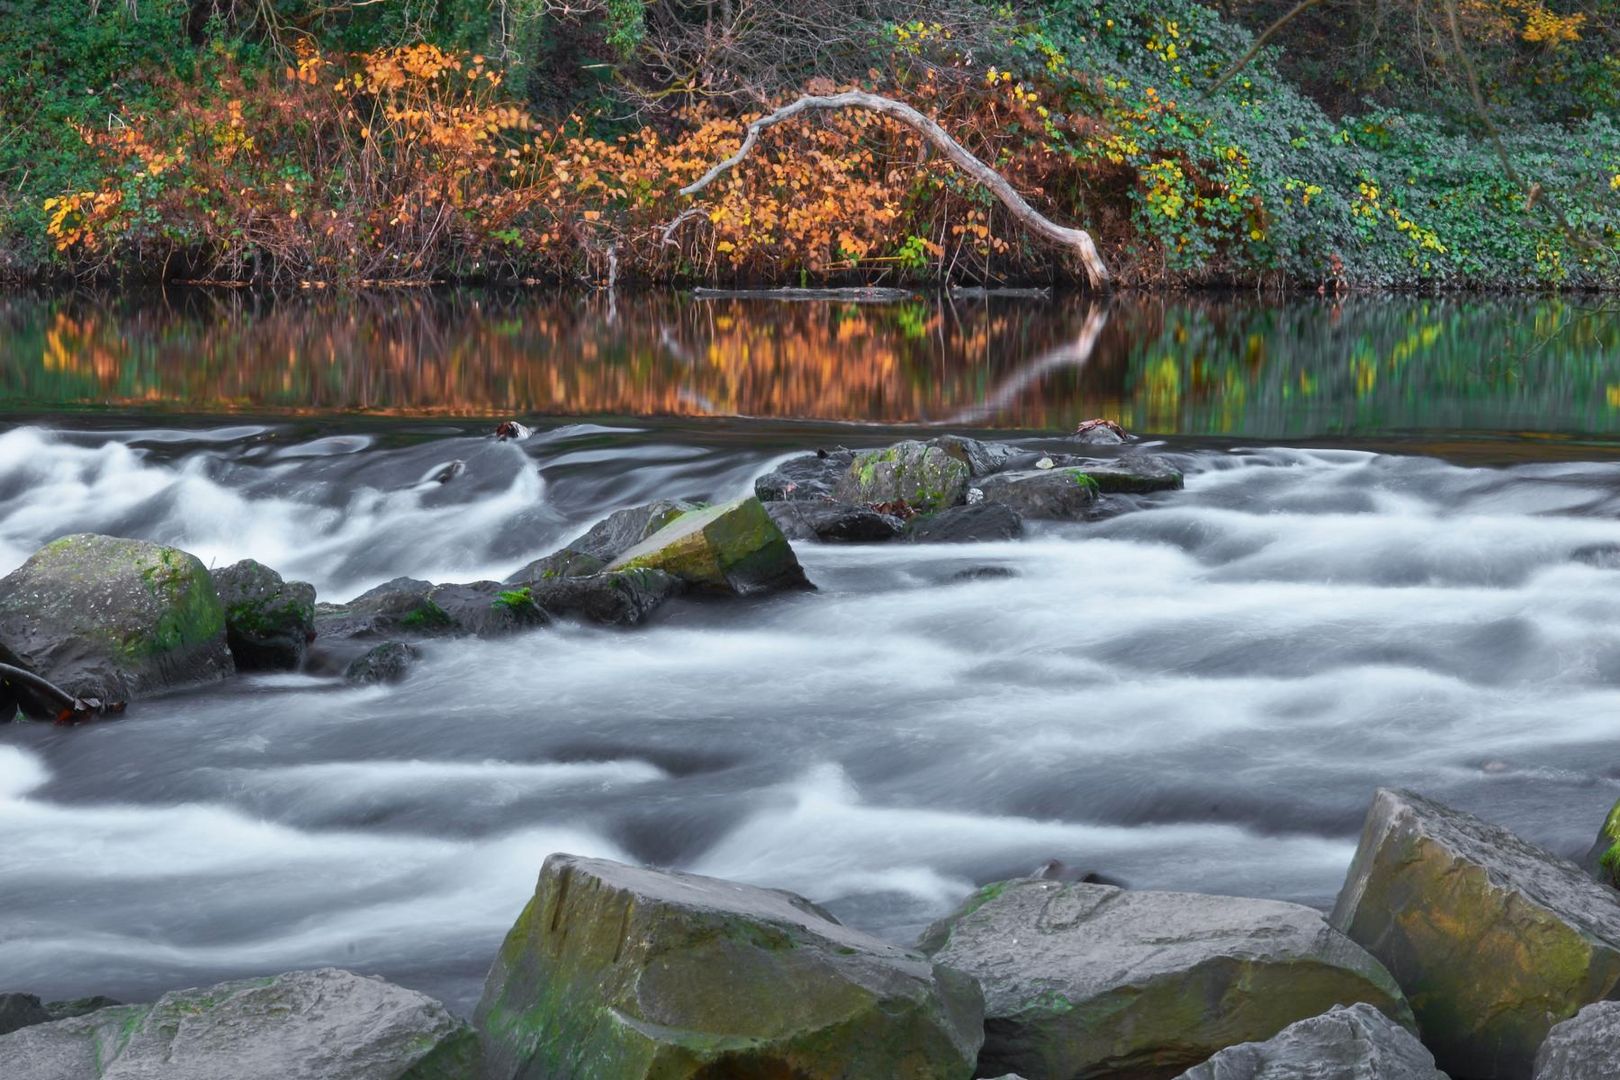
765, 500, 905, 543
526, 569, 683, 627
0, 534, 232, 713
608, 496, 811, 595
919, 878, 1411, 1080
1331, 788, 1620, 1079
475, 854, 983, 1080
344, 641, 420, 686
1175, 1003, 1446, 1080
211, 559, 316, 671
0, 968, 476, 1080
975, 468, 1101, 521
1534, 1000, 1620, 1079
755, 449, 856, 502
833, 441, 970, 512
906, 503, 1024, 543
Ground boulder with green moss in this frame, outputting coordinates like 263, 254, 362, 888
919, 878, 1412, 1080
475, 854, 983, 1080
0, 534, 232, 712
506, 499, 701, 585
211, 559, 316, 671
1331, 788, 1620, 1080
315, 578, 549, 643
1583, 795, 1620, 887
607, 496, 810, 595
0, 968, 477, 1080
526, 569, 684, 626
834, 441, 970, 512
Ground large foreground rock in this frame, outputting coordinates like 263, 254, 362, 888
506, 499, 701, 583
1175, 1003, 1445, 1080
0, 534, 232, 712
0, 968, 477, 1080
1534, 1000, 1620, 1078
1331, 788, 1620, 1079
476, 854, 983, 1079
920, 879, 1411, 1080
211, 559, 316, 671
833, 441, 970, 512
607, 496, 811, 595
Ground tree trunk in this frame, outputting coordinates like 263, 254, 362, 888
665, 90, 1112, 290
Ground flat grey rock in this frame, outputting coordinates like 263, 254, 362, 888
1535, 1000, 1620, 1079
0, 968, 476, 1080
974, 468, 1101, 521
1332, 788, 1620, 1079
921, 879, 1411, 1080
1175, 1003, 1447, 1079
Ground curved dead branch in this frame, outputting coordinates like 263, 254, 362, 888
662, 91, 1112, 290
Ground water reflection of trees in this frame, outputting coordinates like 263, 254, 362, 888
4, 290, 1620, 435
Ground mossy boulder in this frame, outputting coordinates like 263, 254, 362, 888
211, 559, 316, 671
834, 441, 970, 512
315, 578, 549, 643
920, 878, 1412, 1080
1174, 1003, 1447, 1080
0, 534, 232, 712
974, 468, 1102, 521
475, 854, 984, 1080
506, 499, 701, 585
0, 968, 476, 1080
607, 496, 811, 595
1583, 795, 1620, 887
1331, 788, 1620, 1080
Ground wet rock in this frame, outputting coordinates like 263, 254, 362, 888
975, 468, 1101, 521
920, 878, 1411, 1080
1583, 795, 1620, 887
755, 449, 855, 502
0, 993, 49, 1036
1534, 1000, 1620, 1079
608, 495, 811, 596
527, 569, 684, 627
0, 534, 233, 714
344, 641, 420, 686
475, 854, 983, 1080
505, 499, 702, 586
1072, 418, 1129, 445
950, 566, 1019, 582
1175, 1003, 1447, 1080
833, 440, 970, 512
503, 547, 606, 584
906, 503, 1025, 543
1082, 455, 1185, 494
1331, 788, 1620, 1079
765, 500, 905, 543
927, 435, 1020, 477
211, 559, 317, 671
316, 579, 548, 642
0, 968, 477, 1080
1571, 543, 1620, 569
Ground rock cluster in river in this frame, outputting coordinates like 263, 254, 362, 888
0, 432, 1183, 716
9, 788, 1620, 1078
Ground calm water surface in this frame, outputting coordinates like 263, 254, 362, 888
3, 289, 1620, 1016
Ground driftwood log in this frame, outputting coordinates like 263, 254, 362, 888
661, 91, 1112, 290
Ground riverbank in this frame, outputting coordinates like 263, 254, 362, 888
6, 0, 1618, 292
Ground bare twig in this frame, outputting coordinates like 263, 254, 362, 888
663, 90, 1112, 289
1210, 0, 1326, 92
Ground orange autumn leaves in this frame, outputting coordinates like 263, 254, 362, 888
43, 43, 1098, 284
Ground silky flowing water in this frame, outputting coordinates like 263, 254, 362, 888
4, 289, 1620, 1016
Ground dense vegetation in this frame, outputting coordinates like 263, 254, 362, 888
2, 0, 1616, 288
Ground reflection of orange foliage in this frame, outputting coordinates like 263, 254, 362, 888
6, 293, 1131, 428
46, 43, 1103, 285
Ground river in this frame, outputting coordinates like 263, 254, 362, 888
3, 288, 1620, 1015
